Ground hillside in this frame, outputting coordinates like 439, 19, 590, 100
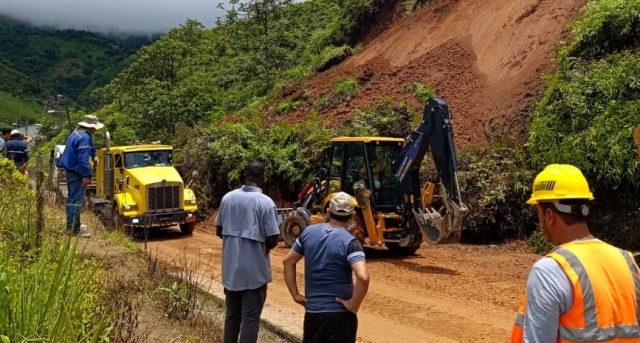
0, 14, 156, 124
275, 0, 586, 146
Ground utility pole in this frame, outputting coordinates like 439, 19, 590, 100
44, 95, 73, 133
57, 94, 73, 132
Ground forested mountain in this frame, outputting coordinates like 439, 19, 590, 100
0, 14, 157, 125
95, 0, 640, 248
6, 0, 640, 248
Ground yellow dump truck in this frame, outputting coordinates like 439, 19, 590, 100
88, 132, 198, 234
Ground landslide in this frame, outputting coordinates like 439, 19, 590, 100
274, 0, 586, 146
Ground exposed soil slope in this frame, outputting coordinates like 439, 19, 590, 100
278, 0, 585, 146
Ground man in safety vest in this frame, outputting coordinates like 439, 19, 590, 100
511, 164, 640, 342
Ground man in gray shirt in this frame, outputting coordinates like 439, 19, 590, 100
512, 164, 640, 342
215, 161, 280, 343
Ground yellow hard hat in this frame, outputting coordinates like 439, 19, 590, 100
526, 164, 594, 205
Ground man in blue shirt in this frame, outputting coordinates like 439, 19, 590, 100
57, 115, 103, 238
283, 191, 370, 343
215, 161, 280, 343
5, 130, 29, 174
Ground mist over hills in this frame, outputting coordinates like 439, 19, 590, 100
0, 0, 221, 34
0, 14, 158, 124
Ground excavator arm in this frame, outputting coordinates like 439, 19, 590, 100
394, 97, 468, 244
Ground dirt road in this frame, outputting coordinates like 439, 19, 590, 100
141, 228, 540, 343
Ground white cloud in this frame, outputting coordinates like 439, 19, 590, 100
0, 0, 227, 34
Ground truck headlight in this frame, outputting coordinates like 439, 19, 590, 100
185, 199, 197, 205
124, 203, 138, 211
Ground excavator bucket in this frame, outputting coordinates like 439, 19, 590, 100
413, 186, 468, 244
395, 98, 468, 245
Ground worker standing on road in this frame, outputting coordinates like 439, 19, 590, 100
511, 164, 640, 343
283, 192, 370, 343
215, 161, 280, 343
57, 115, 103, 238
0, 128, 10, 155
5, 130, 29, 175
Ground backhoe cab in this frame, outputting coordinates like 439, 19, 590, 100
280, 97, 468, 254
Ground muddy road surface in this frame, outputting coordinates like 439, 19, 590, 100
140, 228, 540, 343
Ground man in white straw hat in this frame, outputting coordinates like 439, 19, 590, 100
57, 114, 104, 238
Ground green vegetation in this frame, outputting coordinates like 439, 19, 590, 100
314, 76, 360, 112
0, 91, 41, 126
92, 0, 353, 144
7, 0, 640, 253
351, 98, 414, 137
0, 14, 155, 123
458, 146, 536, 242
406, 82, 437, 103
0, 158, 109, 341
88, 0, 640, 251
526, 230, 556, 255
527, 0, 640, 249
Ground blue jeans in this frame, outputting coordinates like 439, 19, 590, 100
65, 171, 86, 234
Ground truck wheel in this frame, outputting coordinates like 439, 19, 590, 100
108, 205, 123, 231
281, 213, 308, 247
180, 222, 196, 235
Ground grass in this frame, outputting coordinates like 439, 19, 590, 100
0, 90, 41, 127
0, 129, 292, 343
102, 230, 141, 253
0, 158, 112, 342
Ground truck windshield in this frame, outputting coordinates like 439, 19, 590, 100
124, 150, 173, 168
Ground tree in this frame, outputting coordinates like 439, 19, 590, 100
217, 0, 296, 92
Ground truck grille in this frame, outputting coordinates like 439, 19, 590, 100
147, 184, 181, 211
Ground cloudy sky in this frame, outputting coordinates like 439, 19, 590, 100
0, 0, 226, 34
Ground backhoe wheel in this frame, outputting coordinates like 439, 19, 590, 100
281, 213, 308, 247
180, 222, 196, 235
387, 214, 423, 255
386, 242, 421, 256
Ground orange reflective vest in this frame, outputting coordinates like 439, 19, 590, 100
511, 240, 640, 343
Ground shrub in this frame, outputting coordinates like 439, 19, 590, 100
312, 45, 353, 72
180, 113, 336, 209
529, 52, 640, 191
407, 82, 437, 103
528, 0, 640, 249
333, 76, 359, 97
526, 230, 555, 255
351, 98, 414, 137
569, 0, 640, 58
275, 100, 301, 114
457, 146, 536, 243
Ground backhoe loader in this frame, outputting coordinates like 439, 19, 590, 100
279, 97, 468, 254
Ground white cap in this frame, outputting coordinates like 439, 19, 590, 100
329, 192, 355, 216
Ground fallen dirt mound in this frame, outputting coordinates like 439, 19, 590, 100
276, 0, 585, 146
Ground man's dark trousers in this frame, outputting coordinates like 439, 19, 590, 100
224, 285, 267, 343
65, 171, 85, 234
303, 311, 358, 343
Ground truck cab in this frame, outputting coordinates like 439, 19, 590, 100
89, 134, 198, 234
